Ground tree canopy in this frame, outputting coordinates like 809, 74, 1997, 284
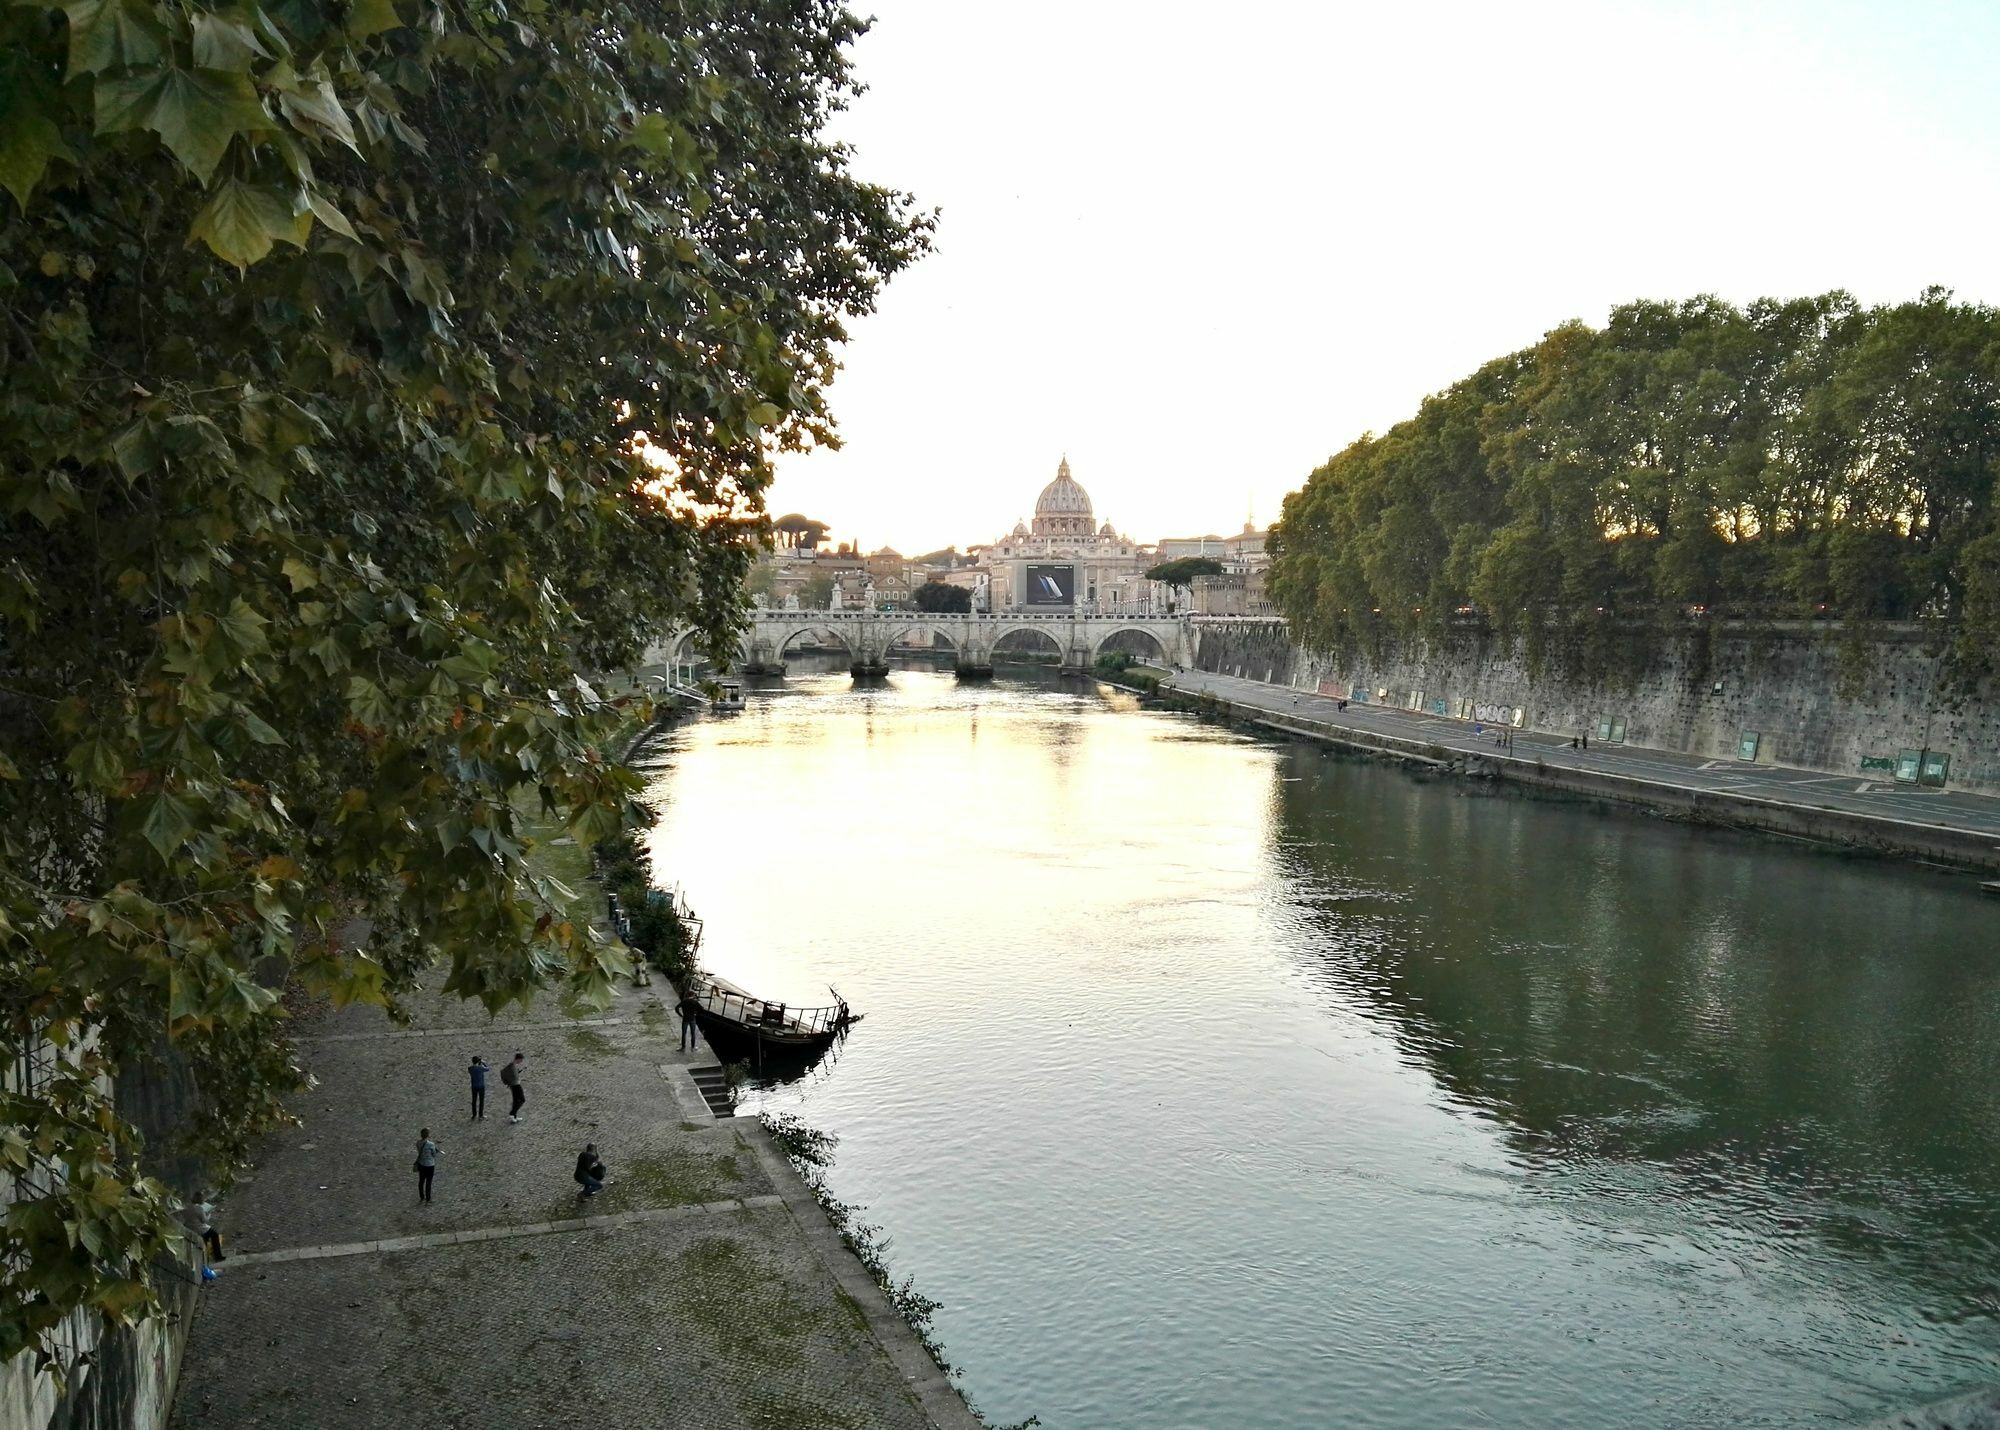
0, 0, 927, 1367
1268, 291, 2000, 689
911, 580, 971, 613
1147, 556, 1225, 587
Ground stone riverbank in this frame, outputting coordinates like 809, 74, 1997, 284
168, 975, 978, 1430
1158, 669, 2000, 875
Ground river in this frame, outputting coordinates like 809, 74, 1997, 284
634, 663, 2000, 1429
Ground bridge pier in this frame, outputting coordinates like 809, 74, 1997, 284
850, 643, 890, 681
737, 637, 785, 678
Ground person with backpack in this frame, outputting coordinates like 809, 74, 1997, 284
501, 1052, 526, 1122
414, 1129, 439, 1203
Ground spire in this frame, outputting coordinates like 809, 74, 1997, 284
1058, 455, 1071, 479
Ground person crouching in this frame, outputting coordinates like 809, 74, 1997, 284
574, 1144, 606, 1198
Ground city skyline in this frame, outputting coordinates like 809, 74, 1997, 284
762, 0, 2000, 553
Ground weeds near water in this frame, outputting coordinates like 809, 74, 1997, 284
762, 1110, 1041, 1428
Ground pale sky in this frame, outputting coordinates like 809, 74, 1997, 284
765, 0, 2000, 556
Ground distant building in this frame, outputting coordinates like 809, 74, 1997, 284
1191, 566, 1273, 616
982, 458, 1152, 611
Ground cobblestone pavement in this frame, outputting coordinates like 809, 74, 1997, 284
174, 977, 968, 1429
1166, 668, 2000, 839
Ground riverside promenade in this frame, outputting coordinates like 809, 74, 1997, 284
1163, 669, 2000, 874
170, 976, 978, 1430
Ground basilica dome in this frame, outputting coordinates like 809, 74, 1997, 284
1032, 457, 1094, 537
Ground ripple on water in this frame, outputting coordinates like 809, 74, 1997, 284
652, 671, 2000, 1429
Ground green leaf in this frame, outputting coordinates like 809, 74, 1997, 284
95, 67, 272, 185
187, 178, 292, 270
0, 91, 74, 211
190, 12, 274, 71
307, 191, 357, 241
64, 737, 125, 790
276, 76, 359, 153
136, 789, 197, 861
213, 596, 269, 656
60, 0, 166, 78
344, 0, 401, 39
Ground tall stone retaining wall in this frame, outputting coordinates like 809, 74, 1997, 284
1191, 619, 2000, 796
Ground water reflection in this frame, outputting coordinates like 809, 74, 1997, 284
639, 670, 2000, 1429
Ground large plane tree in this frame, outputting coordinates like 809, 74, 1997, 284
0, 0, 928, 1366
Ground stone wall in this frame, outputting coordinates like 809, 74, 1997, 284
1192, 619, 2000, 795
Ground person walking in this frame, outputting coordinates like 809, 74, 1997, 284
468, 1055, 489, 1121
677, 991, 700, 1051
415, 1129, 439, 1203
574, 1143, 606, 1198
502, 1052, 526, 1122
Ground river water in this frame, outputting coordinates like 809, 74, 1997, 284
635, 664, 2000, 1429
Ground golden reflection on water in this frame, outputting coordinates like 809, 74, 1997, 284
637, 665, 2000, 1430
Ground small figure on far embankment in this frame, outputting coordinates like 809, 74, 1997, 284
468, 1054, 488, 1121
415, 1129, 439, 1203
575, 1144, 607, 1198
502, 1051, 526, 1122
678, 991, 701, 1051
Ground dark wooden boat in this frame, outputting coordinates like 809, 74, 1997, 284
688, 973, 859, 1055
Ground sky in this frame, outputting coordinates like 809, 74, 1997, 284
763, 0, 2000, 556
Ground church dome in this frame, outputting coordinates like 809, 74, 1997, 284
1035, 457, 1092, 519
1032, 457, 1093, 537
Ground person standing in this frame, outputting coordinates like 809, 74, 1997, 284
677, 991, 700, 1051
415, 1129, 439, 1203
468, 1055, 489, 1121
502, 1052, 526, 1122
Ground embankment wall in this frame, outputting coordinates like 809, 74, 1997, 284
1190, 619, 2000, 796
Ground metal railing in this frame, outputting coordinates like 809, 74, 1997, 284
688, 976, 847, 1035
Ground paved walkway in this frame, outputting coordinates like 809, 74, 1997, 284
172, 978, 975, 1430
1165, 669, 2000, 842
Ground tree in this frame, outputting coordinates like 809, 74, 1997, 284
1268, 292, 2000, 688
1146, 556, 1225, 588
772, 513, 832, 551
0, 0, 928, 1368
911, 580, 971, 613
800, 571, 836, 609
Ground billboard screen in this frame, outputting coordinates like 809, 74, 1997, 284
1023, 563, 1076, 607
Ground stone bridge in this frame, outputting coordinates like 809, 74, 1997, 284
650, 609, 1193, 679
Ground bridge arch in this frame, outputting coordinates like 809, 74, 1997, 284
771, 624, 854, 658
1089, 626, 1171, 665
989, 624, 1067, 660
877, 622, 958, 653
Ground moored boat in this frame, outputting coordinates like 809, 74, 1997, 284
687, 972, 858, 1054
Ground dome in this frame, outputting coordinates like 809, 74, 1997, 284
1032, 457, 1094, 537
1099, 520, 1116, 536
1011, 518, 1029, 537
1034, 457, 1092, 518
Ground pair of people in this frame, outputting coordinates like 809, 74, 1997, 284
469, 1052, 528, 1121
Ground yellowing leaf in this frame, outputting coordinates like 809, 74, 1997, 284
281, 556, 318, 591
187, 178, 292, 270
276, 77, 359, 153
345, 0, 401, 40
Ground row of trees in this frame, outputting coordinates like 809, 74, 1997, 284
1268, 291, 2000, 688
0, 0, 926, 1366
